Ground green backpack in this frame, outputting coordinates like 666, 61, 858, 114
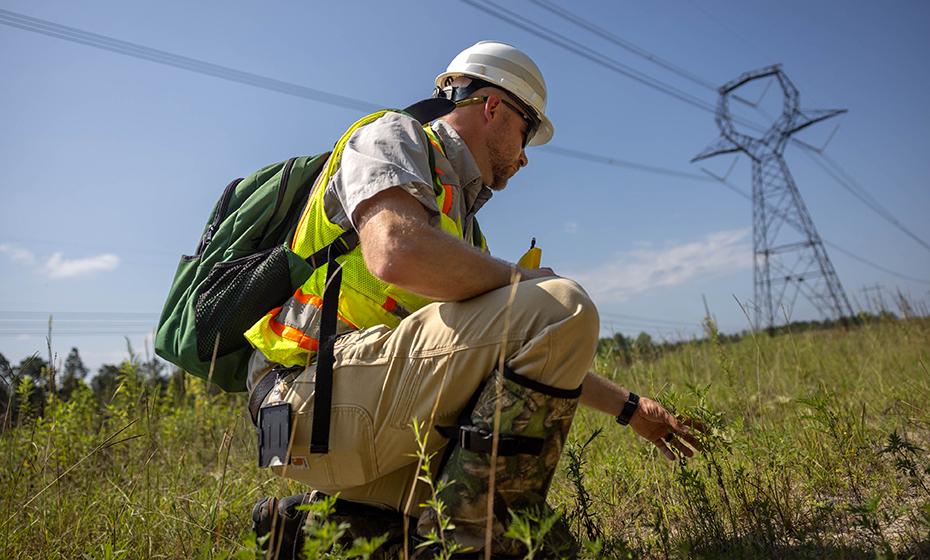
155, 99, 455, 392
155, 155, 337, 391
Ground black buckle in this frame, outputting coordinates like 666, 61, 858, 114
457, 425, 544, 456
459, 425, 493, 453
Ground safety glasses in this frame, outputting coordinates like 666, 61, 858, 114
455, 95, 540, 148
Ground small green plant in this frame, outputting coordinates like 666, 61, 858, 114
410, 417, 471, 559
880, 430, 930, 499
296, 494, 387, 559
502, 506, 560, 560
564, 428, 603, 543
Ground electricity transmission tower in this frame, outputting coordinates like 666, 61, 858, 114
693, 65, 855, 330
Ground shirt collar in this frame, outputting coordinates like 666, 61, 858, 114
429, 119, 493, 212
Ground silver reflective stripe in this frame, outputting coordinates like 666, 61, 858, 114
276, 298, 321, 339
275, 295, 356, 339
464, 53, 545, 104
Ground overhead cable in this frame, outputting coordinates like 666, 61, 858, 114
460, 0, 772, 136
458, 0, 719, 115
531, 0, 719, 91
798, 147, 930, 252
540, 145, 714, 182
0, 8, 381, 113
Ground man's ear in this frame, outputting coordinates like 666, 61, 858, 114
483, 95, 503, 123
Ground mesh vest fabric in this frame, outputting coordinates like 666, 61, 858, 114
245, 112, 488, 367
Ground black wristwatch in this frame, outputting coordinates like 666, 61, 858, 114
615, 392, 640, 426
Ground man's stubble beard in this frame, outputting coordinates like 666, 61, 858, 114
486, 126, 517, 192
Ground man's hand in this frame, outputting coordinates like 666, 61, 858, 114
629, 397, 704, 460
580, 373, 705, 461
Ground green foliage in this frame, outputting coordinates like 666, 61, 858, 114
410, 417, 471, 559
502, 506, 560, 560
564, 428, 604, 543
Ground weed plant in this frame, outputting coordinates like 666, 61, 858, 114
1, 317, 928, 559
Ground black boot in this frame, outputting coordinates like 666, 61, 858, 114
253, 492, 421, 559
251, 493, 311, 559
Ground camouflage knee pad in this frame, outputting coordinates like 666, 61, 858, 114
417, 366, 581, 556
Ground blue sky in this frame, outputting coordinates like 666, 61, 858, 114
2, 0, 929, 374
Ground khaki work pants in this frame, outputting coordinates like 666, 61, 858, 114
254, 277, 600, 514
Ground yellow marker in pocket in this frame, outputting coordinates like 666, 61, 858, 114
517, 237, 541, 269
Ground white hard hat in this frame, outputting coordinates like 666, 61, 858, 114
435, 40, 554, 146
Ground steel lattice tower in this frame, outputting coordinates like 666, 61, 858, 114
693, 65, 855, 330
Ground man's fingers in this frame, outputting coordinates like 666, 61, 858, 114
654, 439, 675, 461
670, 418, 706, 451
675, 428, 704, 452
670, 437, 695, 457
680, 417, 709, 434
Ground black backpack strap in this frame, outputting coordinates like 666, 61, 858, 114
304, 229, 359, 269
310, 240, 345, 454
402, 98, 455, 126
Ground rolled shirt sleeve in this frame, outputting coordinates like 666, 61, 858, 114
331, 112, 440, 229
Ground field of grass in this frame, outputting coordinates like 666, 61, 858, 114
1, 317, 928, 559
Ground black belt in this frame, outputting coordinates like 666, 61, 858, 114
249, 362, 312, 426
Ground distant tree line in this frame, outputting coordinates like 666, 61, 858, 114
0, 345, 183, 429
596, 310, 907, 366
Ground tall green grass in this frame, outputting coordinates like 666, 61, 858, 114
555, 316, 930, 558
1, 317, 927, 558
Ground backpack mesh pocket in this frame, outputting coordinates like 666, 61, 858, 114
194, 245, 294, 361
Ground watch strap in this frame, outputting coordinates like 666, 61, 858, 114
615, 392, 640, 426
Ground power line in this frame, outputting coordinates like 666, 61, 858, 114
460, 0, 719, 115
823, 241, 930, 286
461, 0, 773, 137
531, 0, 719, 92
0, 8, 381, 114
540, 145, 714, 182
797, 147, 930, 252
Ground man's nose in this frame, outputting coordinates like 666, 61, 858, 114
518, 149, 528, 168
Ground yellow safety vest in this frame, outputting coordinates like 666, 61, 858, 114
245, 111, 488, 367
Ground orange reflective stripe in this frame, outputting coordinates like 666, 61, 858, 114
267, 307, 319, 351
442, 184, 453, 215
434, 166, 444, 176
383, 296, 397, 312
428, 138, 444, 155
293, 290, 323, 308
